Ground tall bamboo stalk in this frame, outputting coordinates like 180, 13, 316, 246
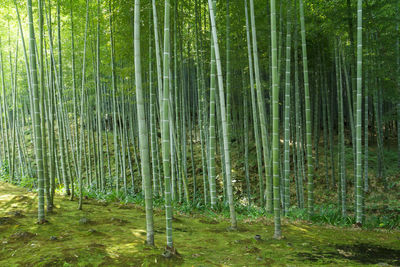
355, 0, 364, 224
134, 0, 154, 246
162, 0, 173, 249
249, 0, 272, 211
299, 0, 313, 216
27, 0, 45, 224
208, 0, 237, 229
271, 0, 281, 239
244, 0, 264, 206
283, 0, 292, 215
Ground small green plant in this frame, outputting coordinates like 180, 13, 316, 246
20, 175, 36, 189
0, 161, 9, 181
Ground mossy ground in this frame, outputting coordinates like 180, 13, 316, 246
0, 182, 399, 266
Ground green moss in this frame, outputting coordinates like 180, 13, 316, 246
0, 182, 399, 266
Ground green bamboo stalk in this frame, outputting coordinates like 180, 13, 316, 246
249, 0, 272, 212
293, 11, 304, 208
342, 53, 356, 185
0, 38, 10, 177
27, 0, 45, 223
364, 58, 369, 193
152, 0, 163, 117
70, 0, 78, 180
271, 0, 281, 239
38, 0, 51, 210
9, 33, 18, 183
149, 8, 159, 197
96, 0, 105, 191
226, 0, 232, 144
313, 65, 321, 170
325, 64, 335, 187
134, 0, 154, 246
242, 73, 251, 205
283, 0, 292, 215
43, 0, 56, 206
336, 44, 346, 217
208, 15, 217, 207
109, 0, 120, 194
244, 0, 264, 206
299, 0, 313, 216
172, 2, 178, 202
162, 0, 173, 249
78, 0, 89, 210
355, 0, 364, 224
195, 0, 208, 206
208, 0, 237, 229
54, 0, 70, 196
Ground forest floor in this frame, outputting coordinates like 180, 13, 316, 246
0, 182, 399, 266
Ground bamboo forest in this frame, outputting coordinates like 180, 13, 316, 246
0, 0, 399, 266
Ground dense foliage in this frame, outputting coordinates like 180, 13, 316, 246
0, 0, 399, 258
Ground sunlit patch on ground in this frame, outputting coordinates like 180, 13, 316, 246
0, 181, 399, 266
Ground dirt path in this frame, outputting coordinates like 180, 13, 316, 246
0, 182, 399, 266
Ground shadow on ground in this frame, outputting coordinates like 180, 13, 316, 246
0, 182, 399, 266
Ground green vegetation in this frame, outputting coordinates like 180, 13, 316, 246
1, 141, 399, 231
1, 182, 399, 266
0, 0, 400, 265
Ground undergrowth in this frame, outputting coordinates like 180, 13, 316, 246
1, 144, 399, 231
79, 184, 400, 230
1, 181, 399, 266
